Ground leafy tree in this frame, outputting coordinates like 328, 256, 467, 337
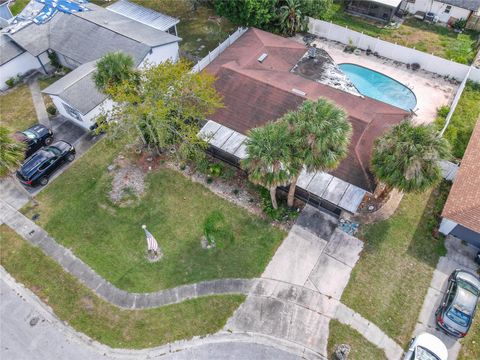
278, 0, 308, 36
302, 0, 334, 20
93, 52, 136, 92
242, 121, 295, 209
282, 98, 351, 207
371, 121, 451, 194
214, 0, 278, 29
0, 126, 26, 178
100, 59, 222, 160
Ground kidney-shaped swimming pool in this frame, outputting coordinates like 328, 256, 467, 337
339, 63, 417, 112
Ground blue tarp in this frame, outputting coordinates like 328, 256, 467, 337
32, 0, 89, 24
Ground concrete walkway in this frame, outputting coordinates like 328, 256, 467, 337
226, 206, 404, 359
413, 236, 479, 359
0, 201, 252, 308
0, 268, 307, 360
28, 76, 50, 127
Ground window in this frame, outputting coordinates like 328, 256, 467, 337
444, 5, 452, 13
62, 102, 83, 122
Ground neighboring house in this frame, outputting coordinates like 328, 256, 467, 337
106, 0, 179, 36
0, 3, 180, 129
345, 0, 403, 22
402, 0, 480, 24
0, 1, 13, 28
440, 119, 480, 248
200, 28, 409, 215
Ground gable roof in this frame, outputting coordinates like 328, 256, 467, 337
442, 0, 480, 11
107, 0, 179, 32
204, 28, 408, 192
0, 34, 24, 65
442, 119, 480, 233
8, 3, 179, 62
43, 61, 107, 115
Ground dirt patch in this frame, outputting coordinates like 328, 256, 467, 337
108, 155, 146, 207
79, 295, 95, 314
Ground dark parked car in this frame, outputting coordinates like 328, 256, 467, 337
13, 124, 54, 158
436, 269, 480, 338
16, 141, 75, 187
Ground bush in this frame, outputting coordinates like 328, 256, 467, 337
453, 18, 467, 30
258, 187, 299, 221
203, 210, 234, 248
46, 105, 57, 116
208, 163, 223, 177
5, 78, 15, 88
48, 51, 61, 69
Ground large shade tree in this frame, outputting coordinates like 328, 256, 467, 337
242, 121, 295, 209
0, 126, 26, 178
371, 121, 451, 194
98, 58, 223, 160
283, 98, 352, 207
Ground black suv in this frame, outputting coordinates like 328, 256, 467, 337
16, 141, 76, 187
13, 124, 54, 158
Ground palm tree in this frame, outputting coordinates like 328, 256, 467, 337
371, 121, 451, 194
283, 98, 352, 207
93, 52, 135, 92
241, 121, 295, 209
0, 126, 26, 178
278, 0, 308, 36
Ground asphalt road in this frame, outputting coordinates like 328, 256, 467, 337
0, 270, 301, 360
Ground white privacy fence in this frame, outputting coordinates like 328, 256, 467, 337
191, 27, 248, 73
308, 18, 480, 83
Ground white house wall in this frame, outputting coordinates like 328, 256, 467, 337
51, 95, 86, 127
140, 42, 179, 68
83, 98, 115, 126
404, 0, 472, 23
0, 51, 42, 90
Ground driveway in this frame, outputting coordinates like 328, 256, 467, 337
413, 235, 480, 359
226, 206, 364, 358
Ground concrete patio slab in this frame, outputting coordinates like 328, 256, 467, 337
307, 254, 352, 300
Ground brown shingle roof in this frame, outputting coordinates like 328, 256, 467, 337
442, 119, 480, 233
205, 28, 408, 192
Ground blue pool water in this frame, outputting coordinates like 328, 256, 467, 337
338, 63, 417, 111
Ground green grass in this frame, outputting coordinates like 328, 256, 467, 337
341, 182, 450, 346
459, 310, 480, 360
328, 320, 387, 360
330, 3, 479, 64
436, 81, 480, 159
131, 0, 235, 59
9, 0, 30, 15
22, 139, 285, 293
0, 84, 37, 132
0, 225, 244, 348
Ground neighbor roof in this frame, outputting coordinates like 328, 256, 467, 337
204, 28, 409, 192
368, 0, 402, 8
0, 34, 24, 65
43, 61, 107, 115
8, 3, 180, 62
442, 119, 480, 233
107, 0, 179, 32
443, 0, 480, 11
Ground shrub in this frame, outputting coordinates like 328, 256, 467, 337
46, 105, 57, 116
258, 187, 299, 221
208, 163, 223, 177
453, 18, 467, 30
203, 210, 234, 248
5, 78, 15, 88
48, 51, 61, 69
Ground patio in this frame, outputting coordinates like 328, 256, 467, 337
310, 38, 458, 124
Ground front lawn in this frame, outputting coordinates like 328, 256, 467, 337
341, 183, 449, 346
0, 84, 37, 132
459, 310, 480, 359
131, 0, 235, 59
330, 3, 478, 64
328, 320, 386, 360
436, 81, 480, 158
0, 225, 244, 349
22, 139, 285, 293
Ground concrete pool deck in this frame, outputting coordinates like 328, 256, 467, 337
309, 39, 458, 125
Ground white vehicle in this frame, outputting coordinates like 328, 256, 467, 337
404, 333, 448, 360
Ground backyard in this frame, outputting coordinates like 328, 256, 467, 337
0, 225, 244, 348
331, 3, 479, 64
131, 0, 236, 59
0, 84, 37, 132
342, 182, 450, 346
21, 138, 285, 293
436, 81, 480, 158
